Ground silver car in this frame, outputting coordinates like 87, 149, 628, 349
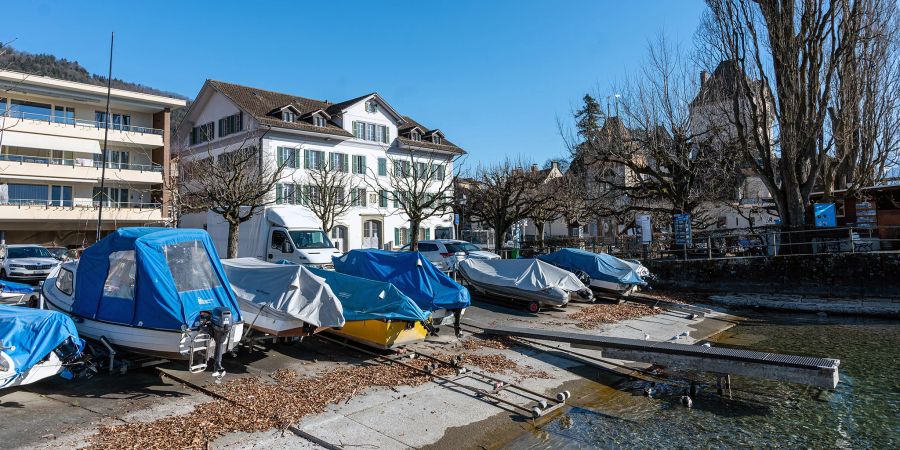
401, 240, 501, 272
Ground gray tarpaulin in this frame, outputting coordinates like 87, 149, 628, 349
221, 258, 345, 328
458, 258, 588, 294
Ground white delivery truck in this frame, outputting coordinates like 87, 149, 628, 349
206, 206, 342, 268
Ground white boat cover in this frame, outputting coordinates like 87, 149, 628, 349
458, 258, 588, 294
221, 258, 345, 328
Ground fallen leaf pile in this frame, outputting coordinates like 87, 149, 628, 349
88, 362, 436, 450
87, 351, 541, 450
568, 303, 655, 329
460, 335, 515, 351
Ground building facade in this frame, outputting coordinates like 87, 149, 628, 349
0, 70, 185, 246
175, 80, 464, 252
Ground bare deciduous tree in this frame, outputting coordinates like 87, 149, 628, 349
568, 36, 740, 229
824, 0, 900, 199
366, 151, 459, 250
464, 158, 549, 252
297, 151, 358, 234
178, 129, 287, 258
701, 0, 870, 228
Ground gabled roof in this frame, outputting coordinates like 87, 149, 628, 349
207, 80, 352, 137
201, 80, 465, 154
325, 92, 406, 123
396, 116, 465, 155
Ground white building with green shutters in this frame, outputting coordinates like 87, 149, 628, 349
175, 80, 464, 252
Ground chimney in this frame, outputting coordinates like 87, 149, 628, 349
700, 70, 709, 87
530, 163, 539, 173
551, 161, 559, 171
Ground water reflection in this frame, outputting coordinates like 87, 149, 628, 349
504, 312, 899, 449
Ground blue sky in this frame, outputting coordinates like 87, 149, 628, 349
2, 1, 705, 168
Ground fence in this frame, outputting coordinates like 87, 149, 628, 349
497, 225, 900, 261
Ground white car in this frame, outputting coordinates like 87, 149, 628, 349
401, 240, 501, 272
0, 245, 59, 283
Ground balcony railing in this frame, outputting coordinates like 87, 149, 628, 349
0, 110, 164, 135
1, 199, 162, 210
0, 153, 163, 172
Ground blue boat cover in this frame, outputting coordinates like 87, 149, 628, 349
538, 249, 646, 286
308, 268, 429, 323
0, 305, 83, 378
0, 280, 34, 294
332, 249, 471, 311
72, 228, 242, 330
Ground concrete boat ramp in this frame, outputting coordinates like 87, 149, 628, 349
0, 300, 839, 449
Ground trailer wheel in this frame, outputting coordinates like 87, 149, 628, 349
27, 295, 39, 308
527, 302, 540, 313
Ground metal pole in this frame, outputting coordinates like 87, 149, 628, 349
707, 236, 712, 259
95, 32, 114, 242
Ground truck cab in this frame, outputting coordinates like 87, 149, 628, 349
267, 226, 341, 268
204, 206, 342, 268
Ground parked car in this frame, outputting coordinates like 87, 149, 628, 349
0, 245, 60, 283
400, 240, 501, 272
45, 246, 70, 262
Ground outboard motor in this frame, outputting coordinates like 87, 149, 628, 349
206, 307, 234, 379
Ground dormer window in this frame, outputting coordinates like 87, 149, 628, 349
282, 111, 296, 122
432, 135, 442, 145
411, 130, 421, 141
313, 115, 327, 127
365, 100, 378, 113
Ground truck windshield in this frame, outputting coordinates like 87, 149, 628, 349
289, 230, 335, 249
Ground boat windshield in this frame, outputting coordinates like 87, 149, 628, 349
7, 246, 53, 259
289, 230, 334, 249
163, 241, 222, 292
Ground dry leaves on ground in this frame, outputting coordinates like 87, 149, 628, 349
460, 335, 515, 351
568, 303, 655, 329
87, 362, 438, 450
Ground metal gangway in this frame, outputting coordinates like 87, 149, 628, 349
482, 325, 840, 389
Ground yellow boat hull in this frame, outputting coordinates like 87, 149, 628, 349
329, 319, 427, 349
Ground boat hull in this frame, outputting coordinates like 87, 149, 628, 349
43, 279, 244, 360
589, 279, 640, 296
0, 351, 64, 389
328, 319, 427, 349
241, 307, 315, 337
465, 278, 569, 308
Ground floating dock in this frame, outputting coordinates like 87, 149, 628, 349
482, 325, 840, 389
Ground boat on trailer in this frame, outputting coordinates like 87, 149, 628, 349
457, 258, 593, 313
0, 280, 39, 307
309, 268, 431, 349
42, 228, 244, 376
332, 249, 471, 328
221, 258, 344, 337
1, 305, 85, 389
538, 249, 649, 296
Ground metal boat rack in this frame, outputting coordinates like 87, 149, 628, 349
86, 337, 168, 375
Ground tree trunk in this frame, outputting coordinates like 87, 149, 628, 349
227, 220, 240, 259
409, 218, 421, 251
493, 225, 505, 253
535, 221, 546, 248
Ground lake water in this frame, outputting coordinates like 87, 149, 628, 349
503, 311, 900, 449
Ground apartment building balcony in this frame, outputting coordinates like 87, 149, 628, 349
0, 110, 165, 147
0, 153, 163, 184
0, 200, 163, 225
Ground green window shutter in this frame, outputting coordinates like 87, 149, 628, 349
394, 228, 400, 246
425, 228, 431, 240
276, 147, 284, 166
393, 191, 399, 208
295, 149, 302, 168
378, 158, 387, 176
351, 155, 356, 174
303, 149, 311, 169
275, 183, 283, 204
359, 156, 366, 174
